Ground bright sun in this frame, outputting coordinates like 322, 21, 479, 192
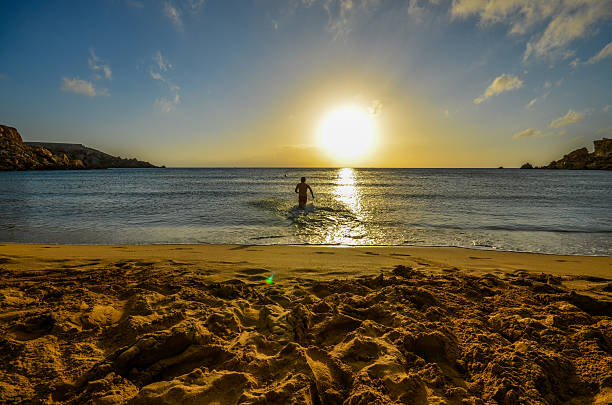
318, 105, 376, 160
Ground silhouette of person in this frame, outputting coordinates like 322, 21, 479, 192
295, 177, 314, 209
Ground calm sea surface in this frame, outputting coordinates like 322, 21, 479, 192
0, 168, 610, 255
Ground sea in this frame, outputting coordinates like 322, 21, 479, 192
0, 168, 610, 256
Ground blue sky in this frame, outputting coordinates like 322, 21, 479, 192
1, 0, 611, 167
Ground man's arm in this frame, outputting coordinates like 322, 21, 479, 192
295, 184, 299, 193
308, 185, 314, 198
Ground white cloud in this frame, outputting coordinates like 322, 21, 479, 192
88, 49, 112, 80
155, 93, 180, 113
61, 77, 108, 97
153, 51, 172, 73
164, 2, 182, 26
451, 1, 612, 62
549, 109, 584, 128
525, 98, 537, 109
586, 41, 612, 64
150, 51, 180, 113
513, 128, 566, 139
186, 0, 206, 11
474, 74, 523, 104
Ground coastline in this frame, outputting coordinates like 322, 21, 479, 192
1, 243, 611, 279
1, 243, 610, 403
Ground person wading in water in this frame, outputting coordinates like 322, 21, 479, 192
295, 177, 314, 209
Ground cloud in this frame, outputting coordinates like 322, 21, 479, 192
474, 74, 523, 104
155, 93, 180, 113
549, 109, 584, 128
0, 73, 7, 80
525, 98, 537, 109
150, 51, 180, 113
164, 2, 182, 26
368, 99, 383, 116
451, 1, 612, 62
513, 128, 566, 139
61, 77, 108, 97
153, 51, 172, 72
125, 0, 144, 8
88, 49, 112, 80
586, 41, 612, 64
603, 105, 611, 113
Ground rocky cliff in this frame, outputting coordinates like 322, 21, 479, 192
1, 124, 159, 171
26, 142, 158, 169
0, 125, 84, 170
521, 138, 612, 170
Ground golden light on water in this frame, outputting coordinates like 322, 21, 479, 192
317, 105, 376, 161
335, 167, 360, 214
325, 167, 367, 244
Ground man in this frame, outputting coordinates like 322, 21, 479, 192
295, 177, 314, 209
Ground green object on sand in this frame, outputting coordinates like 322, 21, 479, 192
265, 274, 274, 285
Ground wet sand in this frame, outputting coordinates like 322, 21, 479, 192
0, 244, 610, 404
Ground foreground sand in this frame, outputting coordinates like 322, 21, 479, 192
0, 244, 610, 404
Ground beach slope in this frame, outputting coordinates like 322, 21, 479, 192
0, 244, 610, 404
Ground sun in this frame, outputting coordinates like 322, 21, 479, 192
318, 105, 376, 161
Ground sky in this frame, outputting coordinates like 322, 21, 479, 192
1, 0, 611, 168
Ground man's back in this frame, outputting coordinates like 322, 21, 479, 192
296, 182, 310, 196
295, 177, 314, 209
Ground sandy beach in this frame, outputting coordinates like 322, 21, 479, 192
0, 244, 610, 404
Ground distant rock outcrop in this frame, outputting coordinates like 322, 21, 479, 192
1, 124, 159, 171
26, 142, 158, 170
0, 125, 84, 170
520, 138, 612, 170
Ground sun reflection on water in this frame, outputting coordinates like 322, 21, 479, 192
324, 168, 367, 244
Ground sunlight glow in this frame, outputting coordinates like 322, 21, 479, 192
318, 106, 376, 161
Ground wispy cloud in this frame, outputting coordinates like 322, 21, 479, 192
125, 0, 144, 8
603, 105, 611, 113
549, 110, 584, 128
61, 49, 111, 97
525, 98, 537, 109
0, 73, 7, 80
150, 51, 180, 113
586, 42, 612, 64
88, 49, 112, 80
513, 128, 565, 139
155, 94, 181, 113
162, 0, 206, 27
474, 74, 523, 104
451, 1, 612, 62
164, 2, 182, 26
368, 99, 383, 116
153, 51, 172, 72
61, 77, 108, 97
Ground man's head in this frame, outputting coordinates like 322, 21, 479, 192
301, 177, 306, 183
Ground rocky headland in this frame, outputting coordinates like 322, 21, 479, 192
1, 124, 159, 171
521, 138, 612, 170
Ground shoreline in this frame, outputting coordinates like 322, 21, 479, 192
1, 243, 611, 279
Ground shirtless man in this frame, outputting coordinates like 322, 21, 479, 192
295, 177, 314, 209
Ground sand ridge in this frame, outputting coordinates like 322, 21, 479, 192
0, 245, 611, 404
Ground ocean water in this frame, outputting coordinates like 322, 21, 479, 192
0, 168, 610, 255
